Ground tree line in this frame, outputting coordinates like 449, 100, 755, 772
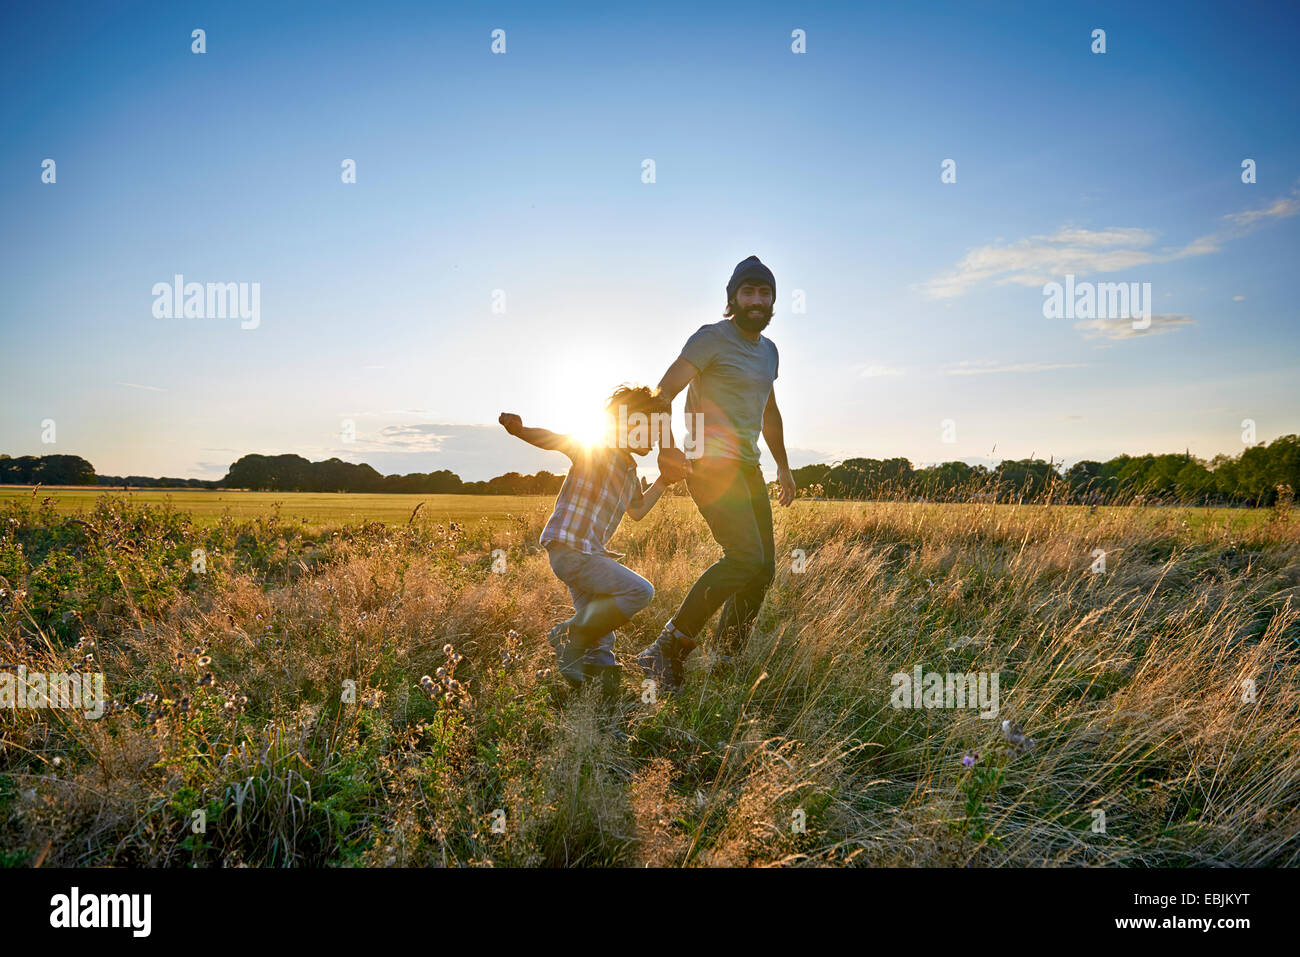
787, 434, 1299, 507
220, 453, 566, 495
3, 435, 1297, 505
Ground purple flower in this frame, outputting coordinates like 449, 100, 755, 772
961, 753, 977, 768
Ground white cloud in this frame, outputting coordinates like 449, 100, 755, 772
921, 182, 1300, 299
369, 424, 454, 452
1224, 194, 1300, 227
1073, 314, 1195, 340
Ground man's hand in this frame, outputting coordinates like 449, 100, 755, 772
777, 464, 796, 507
658, 447, 692, 483
498, 412, 523, 436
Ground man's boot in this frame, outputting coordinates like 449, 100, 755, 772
635, 622, 697, 693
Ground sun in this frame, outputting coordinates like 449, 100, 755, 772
546, 373, 613, 450
570, 404, 612, 449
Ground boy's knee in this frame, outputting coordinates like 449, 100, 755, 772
632, 578, 655, 608
617, 576, 654, 613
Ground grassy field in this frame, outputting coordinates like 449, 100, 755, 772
0, 484, 1275, 532
0, 487, 554, 527
1, 489, 1297, 867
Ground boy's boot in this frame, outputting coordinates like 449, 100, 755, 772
635, 621, 697, 693
560, 597, 628, 686
583, 630, 622, 704
584, 660, 623, 705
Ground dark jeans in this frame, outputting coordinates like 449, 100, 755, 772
671, 457, 775, 649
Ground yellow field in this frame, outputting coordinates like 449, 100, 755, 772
0, 485, 1271, 533
0, 487, 553, 527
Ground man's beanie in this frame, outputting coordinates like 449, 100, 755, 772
726, 255, 776, 301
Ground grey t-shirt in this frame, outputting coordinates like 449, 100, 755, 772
679, 319, 779, 465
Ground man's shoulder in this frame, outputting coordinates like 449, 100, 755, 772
687, 320, 729, 341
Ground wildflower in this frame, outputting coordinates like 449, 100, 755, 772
197, 672, 215, 687
1001, 720, 1036, 753
961, 752, 978, 768
443, 643, 454, 655
197, 655, 212, 668
178, 697, 191, 713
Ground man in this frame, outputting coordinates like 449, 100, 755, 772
636, 255, 796, 692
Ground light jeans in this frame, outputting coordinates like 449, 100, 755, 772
546, 542, 655, 666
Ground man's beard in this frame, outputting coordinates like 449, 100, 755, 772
733, 303, 772, 333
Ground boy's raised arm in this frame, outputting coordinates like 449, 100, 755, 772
499, 413, 578, 456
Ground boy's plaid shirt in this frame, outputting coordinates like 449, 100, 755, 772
540, 444, 643, 557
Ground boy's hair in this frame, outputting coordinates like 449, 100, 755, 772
605, 384, 670, 419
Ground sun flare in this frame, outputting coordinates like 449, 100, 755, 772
570, 405, 612, 449
546, 376, 614, 450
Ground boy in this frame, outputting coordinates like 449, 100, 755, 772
499, 385, 673, 688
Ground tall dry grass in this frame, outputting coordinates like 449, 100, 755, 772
1, 492, 1297, 866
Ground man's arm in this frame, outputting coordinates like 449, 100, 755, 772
498, 413, 577, 456
762, 389, 796, 507
654, 356, 699, 479
652, 356, 699, 449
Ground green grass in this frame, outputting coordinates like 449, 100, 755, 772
2, 490, 1295, 867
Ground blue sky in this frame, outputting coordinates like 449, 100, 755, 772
2, 0, 1298, 481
